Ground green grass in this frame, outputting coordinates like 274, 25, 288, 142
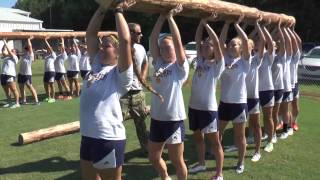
0, 60, 320, 179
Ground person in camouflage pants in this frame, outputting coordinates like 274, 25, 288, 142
120, 23, 149, 153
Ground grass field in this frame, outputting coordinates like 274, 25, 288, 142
0, 60, 320, 180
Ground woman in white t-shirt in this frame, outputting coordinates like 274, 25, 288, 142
43, 37, 57, 103
1, 39, 20, 108
80, 2, 133, 179
148, 5, 189, 180
18, 37, 39, 105
187, 17, 224, 179
67, 38, 81, 97
79, 43, 91, 80
218, 15, 251, 174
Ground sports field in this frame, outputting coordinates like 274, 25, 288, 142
0, 60, 320, 180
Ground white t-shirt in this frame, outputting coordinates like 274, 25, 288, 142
19, 52, 34, 75
67, 50, 81, 71
272, 53, 286, 90
151, 58, 189, 121
80, 54, 133, 140
258, 51, 275, 91
79, 51, 91, 71
246, 53, 262, 99
220, 55, 251, 103
1, 55, 18, 76
44, 52, 57, 72
131, 43, 148, 90
290, 50, 301, 87
55, 51, 67, 73
189, 57, 224, 111
283, 54, 292, 92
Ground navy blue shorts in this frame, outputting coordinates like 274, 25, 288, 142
218, 101, 248, 123
149, 119, 185, 144
292, 83, 299, 99
274, 89, 284, 104
282, 91, 292, 102
188, 108, 218, 133
247, 98, 260, 114
55, 72, 66, 81
43, 71, 55, 83
18, 74, 32, 84
259, 90, 274, 107
67, 71, 79, 78
1, 74, 15, 85
80, 70, 90, 79
80, 136, 126, 169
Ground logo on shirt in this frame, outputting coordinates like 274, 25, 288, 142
195, 65, 210, 77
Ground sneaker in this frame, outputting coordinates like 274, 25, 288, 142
235, 164, 244, 174
20, 101, 27, 105
251, 152, 261, 162
279, 132, 289, 140
225, 145, 238, 152
261, 134, 268, 141
44, 98, 49, 102
33, 102, 40, 106
212, 175, 223, 180
276, 121, 284, 130
288, 128, 294, 136
271, 134, 277, 144
10, 103, 21, 109
188, 164, 206, 174
165, 176, 172, 180
264, 143, 273, 153
292, 122, 299, 131
2, 103, 11, 108
48, 98, 56, 103
247, 137, 254, 144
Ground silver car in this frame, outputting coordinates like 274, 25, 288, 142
298, 46, 320, 81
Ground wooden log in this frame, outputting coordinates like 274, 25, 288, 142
18, 121, 80, 145
0, 31, 117, 40
97, 0, 294, 24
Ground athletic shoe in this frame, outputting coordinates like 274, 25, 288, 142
271, 134, 277, 144
261, 134, 268, 141
165, 176, 172, 180
235, 164, 244, 174
188, 164, 206, 174
44, 98, 49, 102
20, 101, 27, 105
247, 137, 254, 144
212, 175, 223, 180
48, 98, 56, 103
2, 103, 11, 108
264, 143, 273, 153
251, 152, 261, 162
276, 121, 284, 130
225, 145, 238, 152
288, 128, 294, 136
10, 103, 20, 109
279, 132, 289, 140
33, 102, 40, 106
292, 122, 299, 131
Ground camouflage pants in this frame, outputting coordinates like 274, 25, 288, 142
120, 90, 149, 152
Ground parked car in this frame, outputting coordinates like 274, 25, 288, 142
184, 41, 197, 66
298, 46, 320, 82
302, 42, 320, 56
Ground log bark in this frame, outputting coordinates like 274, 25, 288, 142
0, 31, 117, 40
97, 0, 294, 24
18, 121, 80, 145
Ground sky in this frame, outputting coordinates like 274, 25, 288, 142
0, 0, 17, 8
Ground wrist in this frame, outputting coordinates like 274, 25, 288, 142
113, 7, 124, 14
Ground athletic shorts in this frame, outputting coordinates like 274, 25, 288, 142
80, 70, 90, 79
274, 89, 284, 104
18, 74, 32, 85
43, 72, 55, 83
188, 108, 218, 133
1, 74, 15, 85
292, 83, 299, 99
80, 136, 126, 169
259, 90, 274, 107
282, 91, 292, 102
218, 101, 248, 123
149, 119, 185, 144
55, 72, 66, 81
67, 71, 79, 78
247, 98, 260, 115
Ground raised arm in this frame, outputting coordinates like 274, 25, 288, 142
261, 23, 274, 55
2, 39, 15, 58
115, 6, 132, 72
44, 37, 53, 54
292, 28, 302, 52
73, 38, 81, 56
166, 4, 186, 65
282, 27, 292, 57
287, 27, 298, 55
277, 20, 285, 57
150, 15, 166, 61
60, 37, 65, 51
219, 21, 231, 54
234, 15, 250, 60
27, 36, 33, 54
255, 20, 266, 59
195, 20, 204, 59
202, 20, 223, 61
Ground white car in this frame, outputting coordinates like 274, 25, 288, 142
184, 41, 197, 65
298, 46, 320, 82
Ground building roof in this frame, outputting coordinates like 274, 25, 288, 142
0, 7, 42, 23
0, 7, 30, 16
